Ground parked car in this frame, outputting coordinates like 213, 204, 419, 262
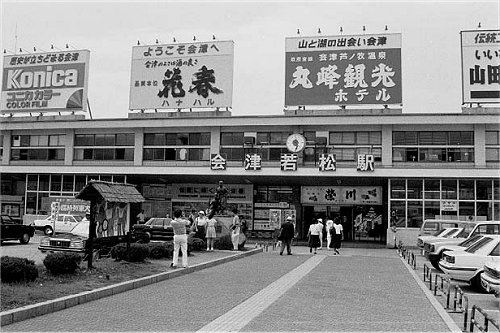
0, 215, 35, 244
480, 257, 500, 296
418, 219, 466, 236
417, 227, 463, 249
424, 221, 500, 269
439, 235, 500, 291
33, 214, 85, 235
39, 219, 148, 253
132, 217, 175, 241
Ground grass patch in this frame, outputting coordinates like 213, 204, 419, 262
0, 257, 170, 312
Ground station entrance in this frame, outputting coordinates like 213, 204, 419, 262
302, 204, 386, 243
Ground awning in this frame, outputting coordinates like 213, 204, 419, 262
75, 180, 145, 203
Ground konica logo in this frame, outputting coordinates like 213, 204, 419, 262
6, 65, 79, 89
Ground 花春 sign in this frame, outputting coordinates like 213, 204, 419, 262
461, 30, 500, 104
1, 50, 90, 113
129, 41, 234, 110
285, 33, 402, 107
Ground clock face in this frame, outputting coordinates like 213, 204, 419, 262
286, 134, 306, 153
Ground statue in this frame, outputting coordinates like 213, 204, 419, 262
208, 181, 228, 219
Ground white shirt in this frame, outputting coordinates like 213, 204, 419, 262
326, 219, 334, 231
309, 224, 320, 235
333, 223, 343, 235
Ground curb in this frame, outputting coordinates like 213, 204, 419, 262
1, 248, 263, 326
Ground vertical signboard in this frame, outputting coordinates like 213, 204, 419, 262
130, 41, 234, 110
1, 50, 90, 113
285, 33, 402, 107
461, 30, 500, 104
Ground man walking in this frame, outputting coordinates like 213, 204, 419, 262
171, 209, 190, 268
278, 216, 295, 255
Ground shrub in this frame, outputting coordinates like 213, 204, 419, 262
1, 256, 39, 283
214, 234, 234, 250
188, 237, 205, 252
110, 243, 150, 262
43, 252, 83, 275
147, 242, 172, 259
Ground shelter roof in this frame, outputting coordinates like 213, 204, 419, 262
76, 180, 145, 203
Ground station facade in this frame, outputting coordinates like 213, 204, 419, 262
1, 107, 499, 246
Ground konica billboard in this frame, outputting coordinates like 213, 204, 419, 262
129, 41, 234, 110
1, 50, 90, 113
285, 33, 402, 107
461, 30, 500, 104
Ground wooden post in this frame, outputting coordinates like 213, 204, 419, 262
87, 198, 97, 269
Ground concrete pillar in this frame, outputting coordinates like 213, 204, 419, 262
381, 125, 392, 167
2, 131, 11, 165
64, 129, 74, 165
211, 127, 221, 155
474, 124, 486, 167
134, 128, 144, 166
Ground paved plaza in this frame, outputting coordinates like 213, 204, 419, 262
2, 245, 464, 332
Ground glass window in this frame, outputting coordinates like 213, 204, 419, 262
116, 133, 134, 146
176, 134, 189, 145
30, 136, 40, 146
459, 180, 474, 200
49, 135, 60, 146
75, 134, 94, 146
303, 131, 316, 142
37, 135, 48, 146
143, 148, 153, 160
459, 202, 474, 219
221, 132, 243, 145
83, 149, 93, 160
257, 133, 269, 145
357, 132, 369, 144
442, 179, 457, 199
485, 131, 499, 145
154, 148, 165, 160
392, 148, 405, 162
62, 175, 74, 192
189, 133, 201, 145
369, 132, 382, 144
419, 148, 445, 162
27, 175, 38, 191
425, 179, 440, 199
424, 201, 440, 220
165, 148, 176, 160
477, 202, 492, 220
391, 179, 406, 199
39, 175, 50, 191
486, 148, 500, 162
75, 175, 87, 192
495, 202, 500, 220
495, 180, 500, 201
407, 179, 423, 199
270, 132, 287, 145
342, 132, 355, 144
50, 175, 62, 192
477, 180, 492, 200
390, 201, 406, 227
407, 201, 423, 228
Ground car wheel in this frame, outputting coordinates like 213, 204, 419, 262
145, 232, 152, 241
19, 233, 31, 244
471, 274, 484, 292
44, 226, 53, 235
431, 259, 441, 270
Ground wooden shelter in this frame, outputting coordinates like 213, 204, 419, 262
76, 180, 145, 268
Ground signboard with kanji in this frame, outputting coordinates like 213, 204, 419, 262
285, 33, 402, 107
301, 186, 382, 205
1, 50, 90, 113
130, 41, 234, 110
461, 30, 500, 104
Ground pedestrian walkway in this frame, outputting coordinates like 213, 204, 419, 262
2, 246, 462, 332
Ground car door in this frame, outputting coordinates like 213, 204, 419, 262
64, 216, 80, 233
54, 215, 68, 232
1, 217, 16, 239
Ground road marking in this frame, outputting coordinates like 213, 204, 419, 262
197, 254, 325, 332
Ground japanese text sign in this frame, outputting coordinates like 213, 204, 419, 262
285, 33, 402, 107
301, 186, 382, 205
1, 50, 90, 113
129, 41, 234, 110
461, 30, 500, 104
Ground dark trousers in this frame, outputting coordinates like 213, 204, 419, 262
280, 239, 292, 254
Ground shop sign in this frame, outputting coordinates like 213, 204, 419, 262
441, 200, 458, 211
285, 33, 402, 107
171, 183, 252, 203
254, 202, 289, 209
460, 30, 500, 104
269, 209, 282, 229
129, 41, 234, 110
41, 197, 90, 216
244, 153, 262, 170
280, 153, 298, 171
1, 50, 90, 113
319, 153, 337, 171
357, 154, 375, 171
301, 186, 382, 205
210, 153, 227, 170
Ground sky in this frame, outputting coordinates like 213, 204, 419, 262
1, 0, 499, 119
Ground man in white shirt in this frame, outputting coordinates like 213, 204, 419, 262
171, 209, 190, 268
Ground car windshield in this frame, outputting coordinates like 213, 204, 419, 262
442, 228, 459, 238
465, 237, 493, 253
458, 235, 482, 247
74, 216, 83, 222
491, 243, 500, 256
433, 229, 447, 236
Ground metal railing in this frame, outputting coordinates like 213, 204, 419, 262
468, 304, 500, 332
397, 241, 417, 270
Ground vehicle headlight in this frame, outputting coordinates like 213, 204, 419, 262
446, 256, 455, 264
40, 237, 50, 246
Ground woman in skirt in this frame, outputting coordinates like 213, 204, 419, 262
205, 216, 217, 251
307, 218, 322, 254
331, 217, 344, 255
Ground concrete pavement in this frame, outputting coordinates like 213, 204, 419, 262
2, 246, 462, 332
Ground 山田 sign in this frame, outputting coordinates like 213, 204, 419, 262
461, 30, 500, 104
285, 33, 402, 107
129, 41, 234, 110
1, 50, 90, 113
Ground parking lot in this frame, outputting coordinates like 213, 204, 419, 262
397, 243, 499, 332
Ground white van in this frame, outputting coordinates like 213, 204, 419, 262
418, 219, 468, 236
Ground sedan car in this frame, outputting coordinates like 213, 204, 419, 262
480, 257, 500, 296
417, 227, 463, 249
131, 217, 175, 241
33, 214, 85, 235
439, 235, 500, 291
0, 215, 35, 244
424, 235, 485, 269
